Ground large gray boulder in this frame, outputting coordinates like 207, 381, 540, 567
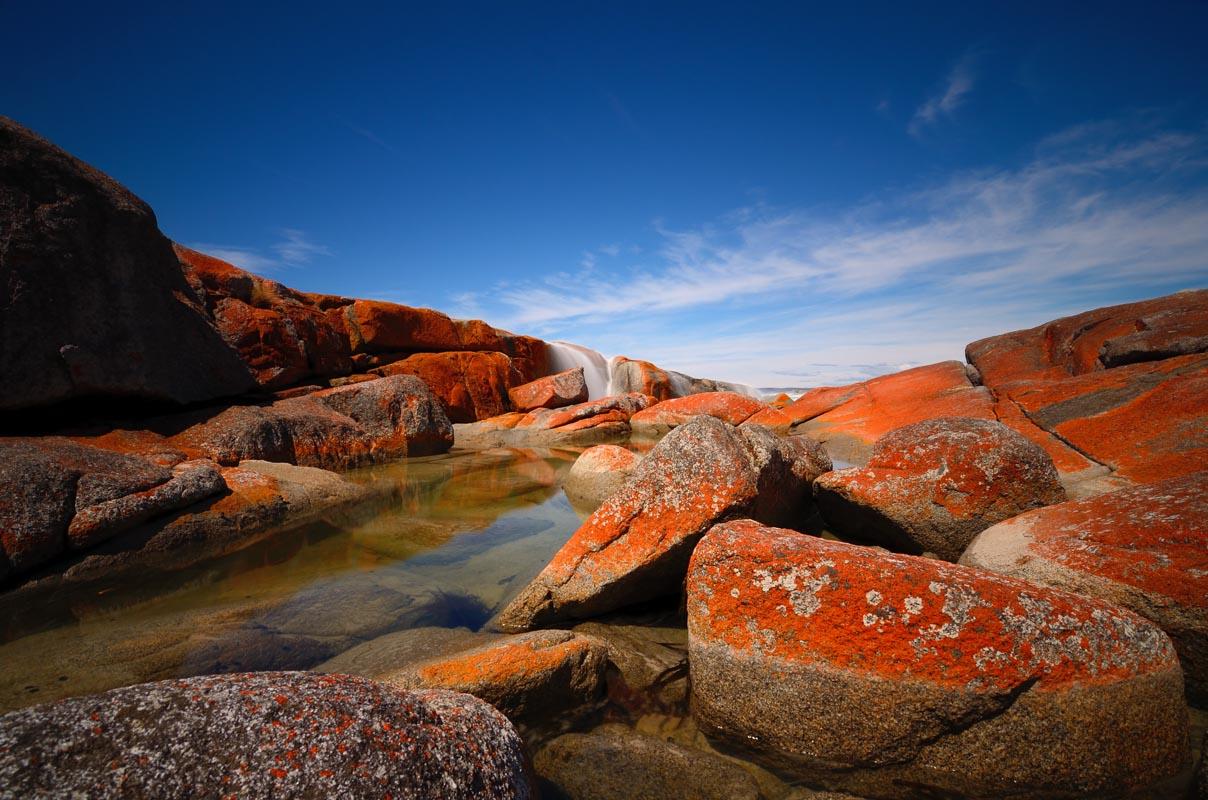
0, 116, 254, 413
0, 672, 533, 799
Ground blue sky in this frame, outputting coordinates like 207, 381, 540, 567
3, 2, 1207, 387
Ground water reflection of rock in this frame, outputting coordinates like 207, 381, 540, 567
0, 447, 585, 713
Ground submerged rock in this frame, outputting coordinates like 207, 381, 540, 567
629, 391, 769, 437
494, 417, 831, 631
534, 730, 761, 800
508, 366, 589, 412
814, 417, 1066, 561
0, 672, 533, 799
687, 520, 1188, 799
961, 472, 1208, 703
562, 444, 639, 513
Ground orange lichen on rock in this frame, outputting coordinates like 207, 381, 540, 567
1006, 353, 1208, 484
962, 473, 1208, 699
506, 367, 588, 412
608, 357, 675, 401
494, 417, 830, 631
689, 520, 1176, 691
629, 392, 769, 436
372, 351, 513, 423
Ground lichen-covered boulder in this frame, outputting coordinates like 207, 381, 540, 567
0, 438, 226, 581
961, 473, 1208, 703
494, 417, 831, 631
687, 520, 1188, 799
171, 375, 453, 469
373, 351, 514, 422
455, 393, 653, 448
0, 672, 533, 798
508, 366, 589, 412
629, 391, 770, 437
563, 444, 639, 512
814, 417, 1065, 561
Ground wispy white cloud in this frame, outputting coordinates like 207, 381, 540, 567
189, 229, 331, 274
464, 119, 1208, 387
908, 56, 977, 138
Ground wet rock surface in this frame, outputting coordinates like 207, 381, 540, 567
0, 672, 533, 799
687, 519, 1189, 799
562, 444, 639, 513
814, 417, 1066, 561
962, 472, 1208, 702
494, 417, 831, 631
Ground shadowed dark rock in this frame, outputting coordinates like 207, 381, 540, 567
0, 116, 254, 413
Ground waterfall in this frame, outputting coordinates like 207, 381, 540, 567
547, 341, 612, 399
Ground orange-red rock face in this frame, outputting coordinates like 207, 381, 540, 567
787, 361, 995, 464
629, 392, 769, 436
815, 417, 1066, 561
966, 290, 1208, 387
688, 520, 1188, 797
961, 473, 1208, 701
507, 367, 589, 412
372, 351, 513, 423
494, 417, 831, 631
609, 357, 675, 401
1003, 353, 1208, 484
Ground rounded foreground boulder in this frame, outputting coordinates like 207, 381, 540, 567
562, 444, 640, 512
0, 671, 533, 799
814, 416, 1066, 561
961, 472, 1208, 704
687, 520, 1189, 799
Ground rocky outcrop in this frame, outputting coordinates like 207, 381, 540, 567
534, 730, 762, 800
370, 629, 608, 727
0, 117, 255, 413
494, 417, 831, 631
508, 366, 589, 412
0, 672, 533, 799
172, 374, 453, 469
961, 473, 1208, 702
814, 417, 1066, 561
761, 361, 997, 464
372, 351, 513, 423
965, 291, 1208, 488
609, 356, 757, 402
455, 393, 654, 448
563, 444, 639, 512
965, 290, 1208, 387
0, 438, 226, 581
629, 391, 770, 437
688, 520, 1188, 799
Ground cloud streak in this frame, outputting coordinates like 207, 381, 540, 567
189, 228, 331, 274
458, 119, 1207, 387
908, 57, 976, 137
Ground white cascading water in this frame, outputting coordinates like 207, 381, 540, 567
548, 341, 764, 401
547, 341, 612, 400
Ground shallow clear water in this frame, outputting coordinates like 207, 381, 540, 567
0, 447, 591, 713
